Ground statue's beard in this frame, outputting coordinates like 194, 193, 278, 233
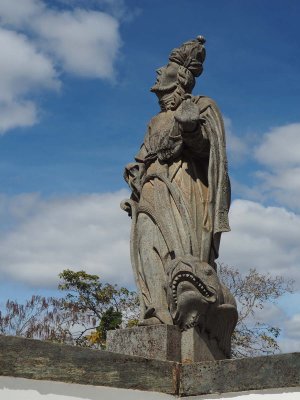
151, 84, 186, 111
150, 81, 177, 94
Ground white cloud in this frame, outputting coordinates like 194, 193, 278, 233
0, 101, 37, 132
253, 303, 285, 326
284, 313, 300, 340
34, 9, 120, 78
0, 28, 59, 100
0, 0, 44, 26
57, 0, 140, 23
279, 313, 300, 353
255, 123, 300, 168
224, 117, 248, 163
279, 337, 300, 353
0, 190, 133, 289
253, 123, 300, 210
220, 198, 300, 354
0, 0, 121, 79
256, 306, 300, 353
220, 199, 300, 288
0, 0, 122, 133
1, 192, 299, 293
0, 27, 59, 133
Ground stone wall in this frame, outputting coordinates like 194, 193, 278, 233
0, 336, 299, 398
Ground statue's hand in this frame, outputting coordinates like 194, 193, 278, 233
157, 135, 183, 162
174, 98, 202, 132
124, 162, 145, 200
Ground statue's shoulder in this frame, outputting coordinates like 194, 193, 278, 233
148, 111, 163, 126
192, 95, 220, 112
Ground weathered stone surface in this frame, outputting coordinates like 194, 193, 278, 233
107, 325, 226, 363
122, 36, 237, 360
0, 335, 178, 394
180, 352, 300, 396
107, 325, 181, 361
1, 336, 299, 397
181, 327, 225, 362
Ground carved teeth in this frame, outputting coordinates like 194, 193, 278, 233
171, 273, 213, 301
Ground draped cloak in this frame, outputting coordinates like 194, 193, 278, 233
124, 96, 231, 322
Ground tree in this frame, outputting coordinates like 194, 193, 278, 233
0, 270, 139, 348
0, 267, 293, 356
0, 295, 73, 343
218, 264, 294, 358
57, 269, 139, 347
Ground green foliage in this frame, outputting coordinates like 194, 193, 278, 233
57, 269, 139, 347
98, 307, 122, 340
0, 269, 139, 349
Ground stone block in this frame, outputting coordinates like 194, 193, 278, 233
181, 327, 225, 362
0, 335, 177, 394
107, 325, 226, 362
107, 325, 181, 361
180, 352, 300, 396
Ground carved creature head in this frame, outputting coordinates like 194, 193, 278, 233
151, 36, 206, 111
167, 255, 221, 305
165, 255, 238, 351
166, 255, 223, 329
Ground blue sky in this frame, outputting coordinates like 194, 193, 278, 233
0, 0, 299, 352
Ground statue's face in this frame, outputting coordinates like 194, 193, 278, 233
151, 62, 179, 94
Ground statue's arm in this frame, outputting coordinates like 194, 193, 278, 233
174, 98, 209, 157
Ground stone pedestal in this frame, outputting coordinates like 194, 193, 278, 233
106, 325, 226, 362
181, 328, 225, 362
107, 325, 181, 361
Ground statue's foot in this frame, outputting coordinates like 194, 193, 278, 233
138, 317, 162, 326
139, 306, 173, 326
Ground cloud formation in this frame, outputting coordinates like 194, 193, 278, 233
254, 123, 300, 210
0, 190, 132, 288
220, 199, 300, 288
0, 190, 299, 353
224, 116, 248, 164
220, 198, 300, 353
1, 190, 299, 292
255, 123, 300, 169
0, 26, 59, 132
0, 0, 122, 133
280, 311, 300, 353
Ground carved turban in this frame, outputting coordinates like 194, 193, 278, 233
169, 36, 206, 77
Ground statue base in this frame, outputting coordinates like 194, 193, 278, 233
106, 325, 226, 362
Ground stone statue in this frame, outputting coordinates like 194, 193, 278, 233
122, 36, 237, 358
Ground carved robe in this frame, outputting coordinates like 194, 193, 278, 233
124, 96, 231, 324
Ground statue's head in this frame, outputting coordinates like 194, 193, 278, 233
151, 36, 206, 110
